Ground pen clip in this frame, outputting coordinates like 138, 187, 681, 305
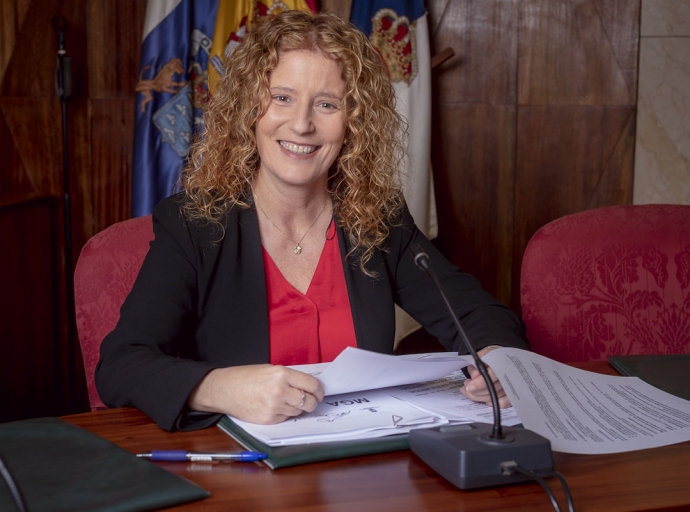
188, 454, 214, 462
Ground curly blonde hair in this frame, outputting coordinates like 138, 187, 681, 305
181, 10, 406, 274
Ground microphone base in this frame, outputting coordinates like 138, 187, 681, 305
409, 423, 554, 489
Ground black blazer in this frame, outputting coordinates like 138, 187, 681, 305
96, 194, 529, 431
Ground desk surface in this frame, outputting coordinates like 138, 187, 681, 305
64, 361, 690, 512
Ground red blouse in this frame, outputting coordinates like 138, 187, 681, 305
263, 220, 358, 365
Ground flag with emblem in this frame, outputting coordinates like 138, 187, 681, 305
350, 0, 437, 342
133, 0, 316, 217
132, 0, 218, 217
350, 0, 436, 240
207, 0, 316, 96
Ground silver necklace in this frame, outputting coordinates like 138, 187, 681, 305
255, 195, 329, 255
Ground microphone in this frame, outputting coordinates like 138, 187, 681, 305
407, 243, 554, 489
52, 16, 72, 101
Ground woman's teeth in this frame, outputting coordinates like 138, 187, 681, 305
280, 141, 317, 154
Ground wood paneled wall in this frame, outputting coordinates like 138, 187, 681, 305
0, 0, 639, 420
1, 0, 145, 419
0, 199, 63, 423
427, 0, 639, 309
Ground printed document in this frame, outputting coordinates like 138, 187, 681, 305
386, 370, 520, 426
483, 348, 690, 454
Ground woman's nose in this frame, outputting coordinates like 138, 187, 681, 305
289, 104, 314, 134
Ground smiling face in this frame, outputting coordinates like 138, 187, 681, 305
254, 50, 347, 193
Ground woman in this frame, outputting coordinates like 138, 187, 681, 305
96, 11, 529, 432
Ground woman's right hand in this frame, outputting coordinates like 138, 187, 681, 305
187, 364, 324, 424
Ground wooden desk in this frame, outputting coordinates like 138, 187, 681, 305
64, 362, 690, 511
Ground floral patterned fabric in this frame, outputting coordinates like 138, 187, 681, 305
520, 205, 690, 362
74, 215, 154, 410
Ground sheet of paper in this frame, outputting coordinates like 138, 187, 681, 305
483, 348, 690, 454
310, 347, 472, 396
229, 387, 449, 446
386, 371, 521, 426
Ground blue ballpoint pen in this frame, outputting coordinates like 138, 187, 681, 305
136, 450, 268, 462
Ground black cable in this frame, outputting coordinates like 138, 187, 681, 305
0, 454, 28, 512
548, 470, 575, 512
505, 463, 575, 512
511, 465, 561, 511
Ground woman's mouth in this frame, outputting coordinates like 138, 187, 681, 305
279, 141, 318, 154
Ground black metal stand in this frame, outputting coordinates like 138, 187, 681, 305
53, 15, 78, 412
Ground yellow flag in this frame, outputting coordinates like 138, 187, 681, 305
208, 0, 315, 94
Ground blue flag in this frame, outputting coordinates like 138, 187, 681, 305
132, 0, 219, 217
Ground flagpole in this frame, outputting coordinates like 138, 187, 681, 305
52, 15, 77, 412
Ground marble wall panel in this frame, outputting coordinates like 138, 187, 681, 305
641, 0, 690, 36
634, 0, 690, 204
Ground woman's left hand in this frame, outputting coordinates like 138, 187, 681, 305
458, 346, 511, 408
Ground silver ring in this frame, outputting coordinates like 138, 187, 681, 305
293, 390, 306, 409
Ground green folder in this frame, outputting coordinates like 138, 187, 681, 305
0, 417, 209, 512
609, 354, 690, 401
217, 416, 409, 469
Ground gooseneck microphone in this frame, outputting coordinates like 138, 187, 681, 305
411, 246, 504, 440
407, 243, 555, 490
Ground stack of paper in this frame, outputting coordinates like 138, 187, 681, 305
231, 388, 448, 446
226, 347, 690, 455
228, 349, 520, 446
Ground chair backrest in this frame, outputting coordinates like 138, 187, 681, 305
74, 215, 154, 410
520, 205, 690, 362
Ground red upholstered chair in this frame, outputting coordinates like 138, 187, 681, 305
74, 215, 154, 410
520, 205, 690, 363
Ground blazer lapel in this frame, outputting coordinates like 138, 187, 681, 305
336, 223, 396, 354
218, 204, 271, 364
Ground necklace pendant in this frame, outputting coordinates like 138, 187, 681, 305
293, 243, 302, 255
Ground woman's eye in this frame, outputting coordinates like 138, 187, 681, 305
317, 102, 337, 109
273, 95, 290, 103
